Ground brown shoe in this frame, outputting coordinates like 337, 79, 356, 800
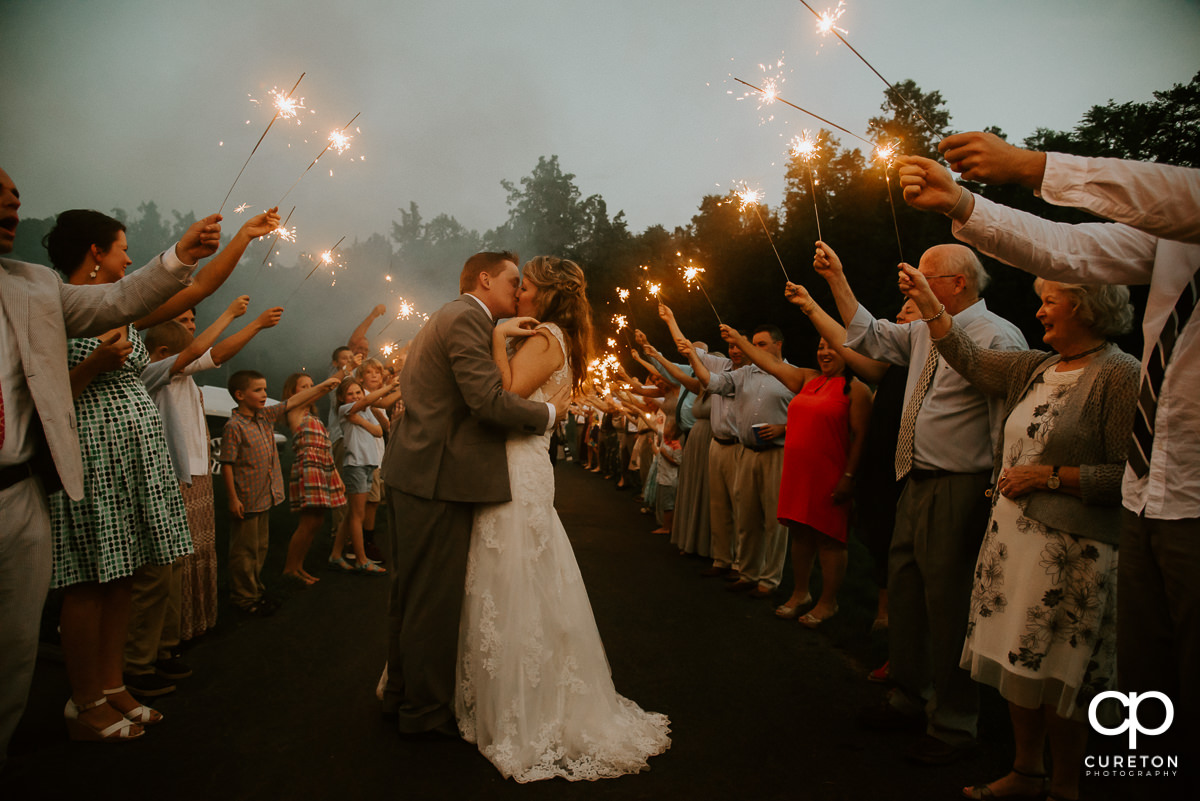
725, 579, 756, 593
748, 585, 774, 599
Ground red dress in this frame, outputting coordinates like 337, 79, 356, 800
777, 375, 852, 542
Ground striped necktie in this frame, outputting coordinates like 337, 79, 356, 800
1129, 276, 1198, 478
895, 345, 938, 480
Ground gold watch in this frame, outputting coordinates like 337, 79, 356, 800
1047, 466, 1061, 490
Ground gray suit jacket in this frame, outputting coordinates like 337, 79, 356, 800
381, 294, 550, 504
0, 254, 191, 499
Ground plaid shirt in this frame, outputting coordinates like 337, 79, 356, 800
220, 403, 286, 513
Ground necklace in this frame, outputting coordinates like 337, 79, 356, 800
1058, 342, 1106, 363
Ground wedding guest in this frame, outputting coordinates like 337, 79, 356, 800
221, 370, 341, 613
817, 239, 1026, 765
898, 134, 1200, 762
281, 372, 345, 585
693, 326, 795, 600
127, 298, 255, 697
718, 325, 872, 625
354, 358, 400, 564
651, 421, 683, 535
0, 167, 222, 758
900, 263, 1138, 801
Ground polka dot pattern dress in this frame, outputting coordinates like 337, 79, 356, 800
49, 327, 193, 588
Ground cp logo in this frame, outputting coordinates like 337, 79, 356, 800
1089, 691, 1174, 749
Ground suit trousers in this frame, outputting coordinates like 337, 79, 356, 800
886, 472, 990, 747
708, 441, 741, 569
228, 512, 270, 607
733, 446, 787, 588
0, 476, 52, 767
383, 487, 474, 734
124, 558, 182, 673
1118, 510, 1200, 761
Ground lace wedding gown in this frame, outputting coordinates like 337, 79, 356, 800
456, 323, 671, 782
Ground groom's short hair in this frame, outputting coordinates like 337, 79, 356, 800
460, 250, 518, 294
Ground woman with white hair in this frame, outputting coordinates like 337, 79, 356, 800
899, 265, 1139, 801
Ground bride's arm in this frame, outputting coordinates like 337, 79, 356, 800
491, 326, 515, 391
506, 329, 566, 399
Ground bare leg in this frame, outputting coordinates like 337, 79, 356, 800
781, 525, 816, 608
963, 701, 1047, 798
1044, 706, 1087, 800
60, 579, 140, 733
285, 510, 324, 583
809, 536, 847, 619
331, 494, 370, 564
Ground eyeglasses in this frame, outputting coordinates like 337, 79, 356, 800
925, 274, 961, 282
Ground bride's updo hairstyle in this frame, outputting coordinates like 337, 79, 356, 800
523, 255, 593, 393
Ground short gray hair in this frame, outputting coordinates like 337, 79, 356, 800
1034, 278, 1134, 337
925, 244, 990, 296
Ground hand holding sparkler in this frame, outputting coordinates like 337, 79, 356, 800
784, 282, 818, 314
718, 323, 748, 348
813, 241, 845, 282
896, 155, 972, 220
175, 214, 224, 264
633, 328, 649, 348
252, 306, 285, 331
238, 207, 282, 241
939, 131, 1047, 189
896, 263, 941, 322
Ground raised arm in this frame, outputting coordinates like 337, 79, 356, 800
171, 295, 248, 375
288, 376, 342, 412
784, 282, 889, 384
134, 208, 281, 329
349, 303, 387, 355
210, 306, 283, 366
644, 343, 704, 393
813, 241, 861, 327
718, 324, 813, 394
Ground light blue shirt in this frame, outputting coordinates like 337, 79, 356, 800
706, 361, 793, 447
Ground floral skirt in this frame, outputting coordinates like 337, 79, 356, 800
961, 495, 1118, 721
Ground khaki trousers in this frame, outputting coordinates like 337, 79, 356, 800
707, 441, 741, 569
732, 446, 787, 588
124, 558, 182, 673
228, 511, 270, 607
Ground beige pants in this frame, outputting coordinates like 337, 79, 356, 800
733, 446, 787, 588
125, 558, 183, 674
228, 512, 270, 607
707, 441, 742, 569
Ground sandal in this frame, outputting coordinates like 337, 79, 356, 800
355, 561, 387, 575
103, 686, 163, 725
328, 557, 354, 572
64, 697, 144, 742
962, 768, 1049, 800
798, 606, 838, 629
774, 596, 814, 619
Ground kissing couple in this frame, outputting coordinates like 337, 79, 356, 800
377, 251, 670, 782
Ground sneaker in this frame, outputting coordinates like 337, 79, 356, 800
867, 661, 890, 684
124, 672, 177, 698
155, 654, 193, 680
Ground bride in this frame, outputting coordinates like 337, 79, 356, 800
456, 255, 671, 782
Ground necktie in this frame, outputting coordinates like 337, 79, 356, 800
1129, 276, 1198, 478
895, 344, 938, 480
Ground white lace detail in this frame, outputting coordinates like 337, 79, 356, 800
456, 321, 671, 781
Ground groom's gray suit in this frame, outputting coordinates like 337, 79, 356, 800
380, 293, 549, 734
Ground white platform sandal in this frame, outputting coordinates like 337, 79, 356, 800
64, 697, 144, 742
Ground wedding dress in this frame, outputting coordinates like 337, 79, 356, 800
455, 323, 671, 782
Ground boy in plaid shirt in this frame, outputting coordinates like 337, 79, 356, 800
220, 370, 338, 614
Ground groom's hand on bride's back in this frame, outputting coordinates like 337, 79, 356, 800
548, 383, 573, 423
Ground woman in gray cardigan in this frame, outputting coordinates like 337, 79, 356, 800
899, 264, 1138, 801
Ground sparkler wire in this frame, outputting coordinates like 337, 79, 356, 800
794, 0, 942, 138
749, 204, 791, 283
219, 72, 305, 214
734, 79, 874, 148
284, 235, 345, 305
258, 205, 296, 268
277, 112, 361, 205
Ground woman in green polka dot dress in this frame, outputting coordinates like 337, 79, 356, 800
44, 207, 278, 741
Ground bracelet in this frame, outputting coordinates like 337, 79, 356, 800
921, 303, 946, 323
944, 186, 972, 219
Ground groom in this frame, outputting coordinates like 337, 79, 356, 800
380, 251, 566, 736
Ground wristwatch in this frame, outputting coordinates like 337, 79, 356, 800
1047, 466, 1061, 490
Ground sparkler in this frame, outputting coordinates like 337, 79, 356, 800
233, 203, 251, 214
874, 141, 906, 263
277, 112, 361, 205
378, 297, 424, 335
796, 0, 942, 138
218, 72, 305, 214
734, 78, 874, 149
284, 235, 345, 305
258, 205, 297, 267
789, 130, 823, 242
736, 184, 791, 282
680, 263, 723, 324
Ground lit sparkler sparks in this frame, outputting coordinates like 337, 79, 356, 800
735, 56, 788, 122
218, 72, 305, 214
618, 288, 630, 302
284, 235, 346, 305
735, 183, 791, 282
646, 282, 662, 299
733, 78, 874, 148
258, 205, 297, 268
607, 338, 617, 349
795, 0, 942, 138
277, 112, 362, 205
264, 87, 306, 121
874, 141, 906, 263
381, 343, 395, 358
233, 202, 251, 214
815, 1, 847, 36
328, 128, 353, 155
680, 262, 723, 324
612, 314, 628, 332
271, 225, 297, 243
789, 130, 824, 241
